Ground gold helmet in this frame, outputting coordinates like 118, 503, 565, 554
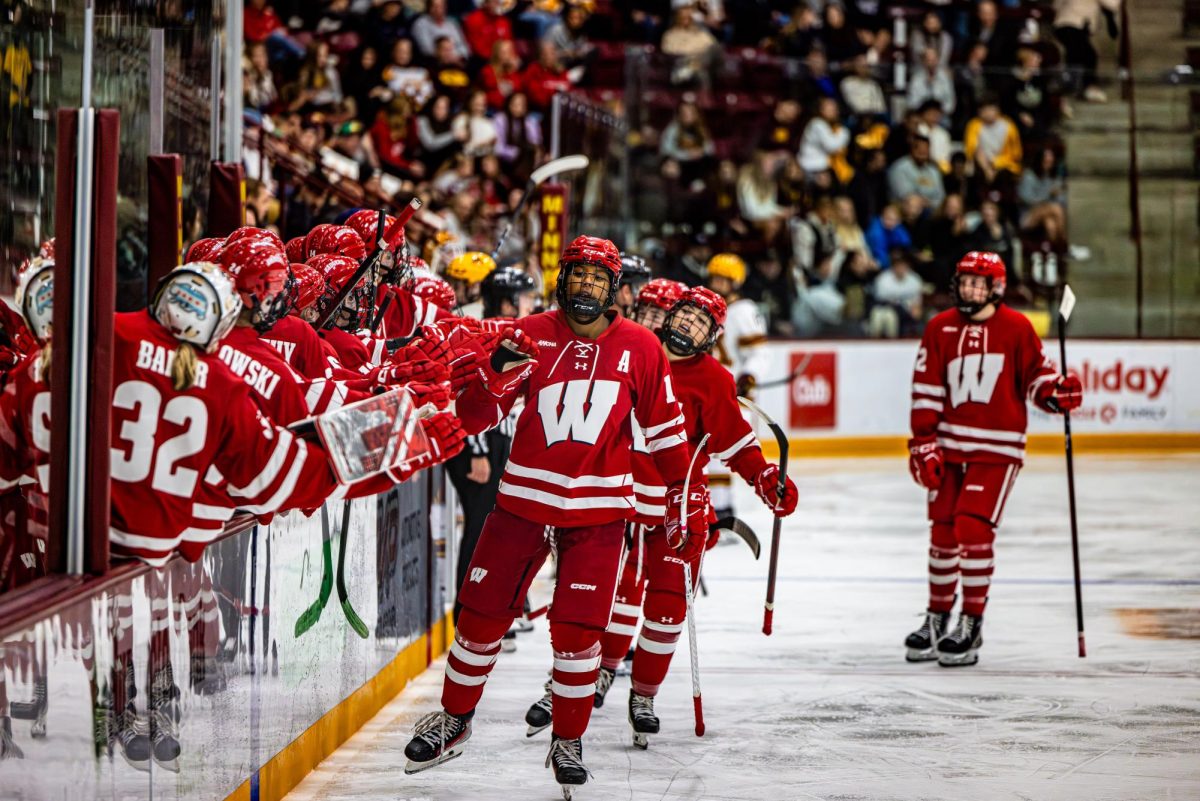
444, 251, 497, 284
707, 253, 747, 287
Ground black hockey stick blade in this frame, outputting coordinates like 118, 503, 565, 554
335, 500, 370, 639
712, 516, 762, 560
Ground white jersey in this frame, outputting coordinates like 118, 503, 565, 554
718, 297, 768, 385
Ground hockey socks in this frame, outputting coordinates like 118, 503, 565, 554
956, 515, 995, 618
550, 624, 602, 740
630, 590, 685, 698
441, 609, 510, 716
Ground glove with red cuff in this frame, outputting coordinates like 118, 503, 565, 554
752, 464, 798, 517
404, 381, 451, 410
907, 434, 944, 490
374, 358, 448, 387
1035, 374, 1083, 414
664, 480, 710, 556
387, 412, 466, 481
446, 347, 482, 395
476, 325, 540, 398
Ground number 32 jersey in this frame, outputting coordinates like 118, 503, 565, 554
457, 309, 693, 528
910, 305, 1057, 466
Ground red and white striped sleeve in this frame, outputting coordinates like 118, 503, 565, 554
1021, 323, 1060, 410
910, 326, 946, 439
635, 345, 692, 487
703, 366, 769, 483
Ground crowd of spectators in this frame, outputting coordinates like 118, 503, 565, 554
239, 0, 1108, 340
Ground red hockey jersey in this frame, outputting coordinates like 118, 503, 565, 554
108, 312, 342, 565
910, 305, 1058, 465
457, 310, 693, 527
631, 352, 767, 526
375, 285, 452, 341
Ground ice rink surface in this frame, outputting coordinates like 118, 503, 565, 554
287, 454, 1200, 801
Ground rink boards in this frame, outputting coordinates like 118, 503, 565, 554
751, 339, 1200, 457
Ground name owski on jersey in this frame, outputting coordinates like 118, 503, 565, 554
218, 345, 282, 399
136, 340, 209, 389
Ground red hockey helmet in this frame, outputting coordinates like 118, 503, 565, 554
662, 286, 726, 357
953, 251, 1006, 316
285, 236, 307, 264
217, 240, 292, 332
224, 226, 285, 253
345, 209, 400, 252
303, 224, 338, 261
555, 235, 622, 323
315, 225, 368, 262
409, 274, 457, 311
630, 278, 686, 332
310, 253, 372, 330
290, 263, 326, 315
37, 238, 55, 260
186, 237, 226, 263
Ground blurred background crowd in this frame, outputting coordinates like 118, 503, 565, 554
235, 0, 1117, 339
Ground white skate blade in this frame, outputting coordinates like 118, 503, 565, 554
404, 745, 465, 774
937, 649, 980, 667
154, 754, 181, 773
632, 731, 649, 750
561, 787, 574, 800
121, 752, 152, 773
905, 646, 939, 662
526, 722, 550, 738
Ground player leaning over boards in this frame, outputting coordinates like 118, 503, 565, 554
906, 251, 1082, 667
402, 236, 708, 798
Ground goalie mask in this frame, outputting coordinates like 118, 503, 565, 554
555, 235, 622, 324
151, 262, 242, 352
952, 251, 1006, 317
15, 257, 55, 342
662, 286, 726, 357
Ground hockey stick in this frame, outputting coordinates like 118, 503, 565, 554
752, 351, 815, 391
294, 505, 334, 637
490, 154, 589, 259
737, 397, 789, 636
1058, 286, 1087, 658
681, 433, 711, 737
317, 198, 422, 330
712, 516, 762, 560
336, 500, 370, 639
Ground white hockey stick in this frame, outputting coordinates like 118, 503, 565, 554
490, 155, 590, 259
680, 433, 711, 737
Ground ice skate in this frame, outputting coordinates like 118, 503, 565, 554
937, 614, 983, 667
500, 629, 518, 653
628, 690, 659, 749
525, 679, 553, 736
190, 653, 227, 695
0, 716, 23, 760
546, 734, 588, 799
114, 704, 152, 772
150, 668, 182, 772
592, 666, 616, 709
403, 710, 472, 773
905, 609, 951, 662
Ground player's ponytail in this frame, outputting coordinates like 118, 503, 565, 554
171, 343, 199, 391
38, 342, 52, 387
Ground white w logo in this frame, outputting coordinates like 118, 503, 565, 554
469, 567, 487, 584
537, 379, 621, 446
946, 354, 1005, 407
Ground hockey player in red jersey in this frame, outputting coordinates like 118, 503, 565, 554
905, 251, 1082, 666
402, 236, 709, 795
529, 285, 799, 747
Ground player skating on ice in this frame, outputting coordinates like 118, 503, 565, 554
531, 285, 799, 747
402, 236, 707, 798
906, 251, 1082, 667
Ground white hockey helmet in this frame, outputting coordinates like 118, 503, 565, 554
15, 256, 55, 342
151, 262, 243, 352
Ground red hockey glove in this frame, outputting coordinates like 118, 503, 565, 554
404, 381, 451, 410
907, 435, 944, 490
753, 464, 798, 517
735, 373, 757, 399
388, 412, 466, 481
399, 334, 453, 366
446, 347, 481, 395
664, 481, 710, 552
1035, 374, 1083, 414
374, 358, 448, 387
475, 325, 540, 398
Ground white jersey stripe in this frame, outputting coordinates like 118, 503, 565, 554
505, 460, 632, 489
912, 383, 946, 397
937, 423, 1027, 443
711, 431, 757, 462
498, 483, 633, 510
937, 437, 1025, 461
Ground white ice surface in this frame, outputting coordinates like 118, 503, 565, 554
286, 454, 1200, 801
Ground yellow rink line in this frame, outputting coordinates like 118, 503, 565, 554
224, 612, 456, 801
759, 433, 1200, 460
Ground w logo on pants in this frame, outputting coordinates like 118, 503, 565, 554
469, 567, 488, 584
